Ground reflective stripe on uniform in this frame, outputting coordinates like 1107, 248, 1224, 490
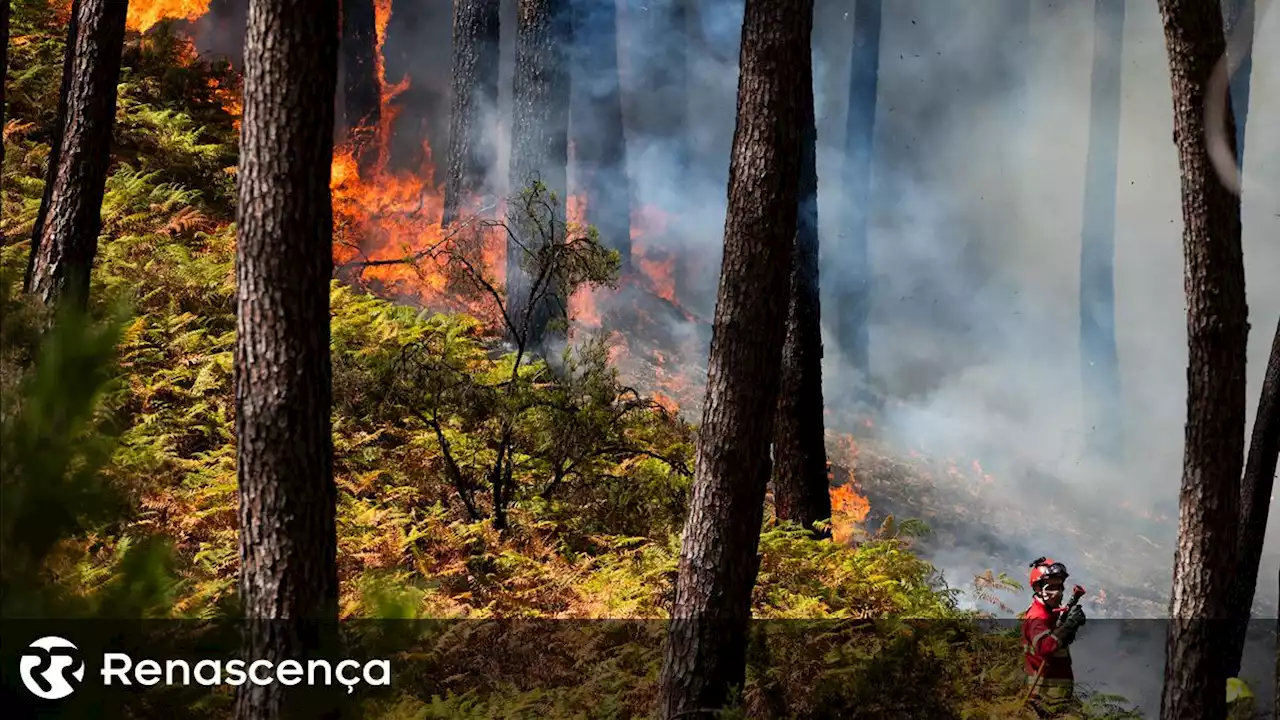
1026, 675, 1074, 689
1030, 629, 1053, 651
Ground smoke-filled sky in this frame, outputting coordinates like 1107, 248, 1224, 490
592, 0, 1280, 619
805, 0, 1280, 617
188, 0, 1280, 622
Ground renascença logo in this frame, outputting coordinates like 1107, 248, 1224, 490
19, 636, 86, 700
15, 636, 391, 699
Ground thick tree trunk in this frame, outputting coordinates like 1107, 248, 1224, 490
772, 52, 829, 537
1224, 316, 1280, 679
570, 0, 631, 269
835, 0, 881, 391
1155, 2, 1248, 720
1079, 0, 1126, 460
1, 0, 8, 209
442, 0, 500, 227
233, 0, 341, 717
26, 0, 127, 309
655, 0, 811, 712
341, 0, 380, 174
25, 0, 80, 294
507, 0, 571, 349
1220, 0, 1253, 164
0, 0, 8, 251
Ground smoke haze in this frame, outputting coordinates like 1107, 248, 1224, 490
186, 0, 1280, 626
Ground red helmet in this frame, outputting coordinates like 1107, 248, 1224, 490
1028, 556, 1069, 591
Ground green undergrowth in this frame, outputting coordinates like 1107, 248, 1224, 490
1, 1, 1138, 717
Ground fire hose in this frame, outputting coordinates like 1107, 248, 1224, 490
1019, 584, 1086, 712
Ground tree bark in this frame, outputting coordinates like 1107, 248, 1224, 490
772, 50, 829, 537
233, 0, 341, 717
1155, 2, 1248, 720
655, 0, 811, 712
1224, 315, 1280, 679
26, 0, 127, 310
835, 0, 881, 393
1079, 0, 1126, 460
507, 0, 571, 349
570, 0, 631, 269
24, 0, 79, 294
442, 0, 500, 227
340, 0, 381, 175
1, 0, 9, 213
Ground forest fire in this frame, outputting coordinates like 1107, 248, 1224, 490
327, 0, 508, 326
159, 0, 879, 528
126, 0, 212, 33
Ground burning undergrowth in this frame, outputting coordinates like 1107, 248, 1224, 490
118, 1, 1264, 628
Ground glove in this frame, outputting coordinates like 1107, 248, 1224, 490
1050, 606, 1086, 646
1065, 604, 1087, 629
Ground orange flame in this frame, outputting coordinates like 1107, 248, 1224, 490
566, 195, 605, 328
830, 483, 870, 544
208, 76, 242, 131
328, 0, 505, 325
630, 205, 677, 303
127, 0, 212, 33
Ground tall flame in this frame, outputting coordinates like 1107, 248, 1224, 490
127, 0, 213, 33
330, 0, 505, 326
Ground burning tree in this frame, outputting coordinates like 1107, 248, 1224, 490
340, 182, 694, 532
341, 0, 381, 175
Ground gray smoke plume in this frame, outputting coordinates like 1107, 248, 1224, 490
187, 0, 1280, 626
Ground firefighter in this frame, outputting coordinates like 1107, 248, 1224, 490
1021, 557, 1087, 718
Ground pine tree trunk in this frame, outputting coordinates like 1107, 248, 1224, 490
1224, 316, 1280, 679
341, 0, 380, 175
1155, 2, 1248, 719
442, 0, 500, 227
507, 0, 570, 349
1079, 0, 1126, 460
570, 0, 630, 269
835, 0, 881, 393
1, 0, 9, 217
772, 50, 829, 537
26, 0, 127, 309
24, 0, 79, 294
655, 0, 811, 712
233, 0, 341, 717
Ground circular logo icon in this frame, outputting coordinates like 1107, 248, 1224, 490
19, 636, 85, 700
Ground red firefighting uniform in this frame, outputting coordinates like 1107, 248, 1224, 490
1021, 595, 1076, 713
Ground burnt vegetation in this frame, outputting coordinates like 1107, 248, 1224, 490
2, 0, 1278, 719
